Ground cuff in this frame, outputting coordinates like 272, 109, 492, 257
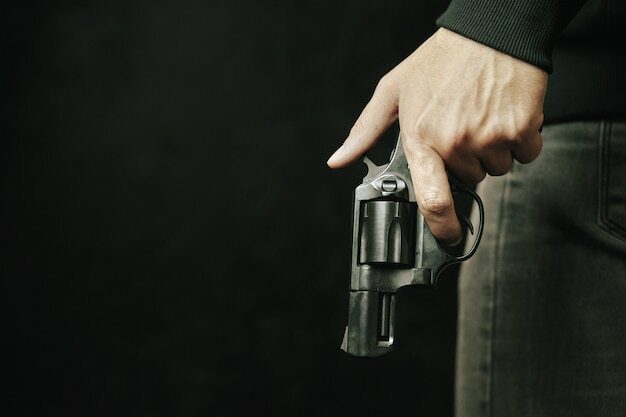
436, 0, 565, 72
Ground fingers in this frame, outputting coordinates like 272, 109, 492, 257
327, 77, 398, 168
470, 127, 542, 178
445, 152, 487, 184
403, 141, 462, 244
478, 145, 513, 176
512, 130, 543, 164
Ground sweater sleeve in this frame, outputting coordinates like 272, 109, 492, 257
436, 0, 589, 73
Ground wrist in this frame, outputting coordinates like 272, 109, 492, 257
433, 28, 549, 78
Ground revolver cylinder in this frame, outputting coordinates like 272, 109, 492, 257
358, 200, 416, 267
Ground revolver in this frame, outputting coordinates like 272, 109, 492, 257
340, 132, 485, 357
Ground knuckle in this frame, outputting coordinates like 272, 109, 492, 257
528, 112, 545, 132
517, 138, 542, 164
536, 112, 545, 128
375, 74, 394, 93
491, 123, 522, 147
435, 130, 469, 163
474, 169, 487, 182
486, 165, 508, 177
512, 112, 537, 137
480, 124, 500, 143
403, 118, 443, 150
517, 118, 533, 137
488, 114, 529, 143
420, 193, 453, 217
447, 131, 468, 156
402, 140, 419, 160
402, 140, 428, 164
402, 119, 426, 142
503, 123, 523, 142
462, 168, 486, 184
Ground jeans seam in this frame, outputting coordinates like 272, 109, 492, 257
484, 171, 510, 417
598, 120, 626, 241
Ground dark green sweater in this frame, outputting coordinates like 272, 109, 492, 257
436, 0, 625, 123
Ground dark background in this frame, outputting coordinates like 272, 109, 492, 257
2, 1, 462, 416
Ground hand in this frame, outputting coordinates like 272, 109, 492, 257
327, 28, 547, 243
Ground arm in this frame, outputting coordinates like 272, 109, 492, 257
328, 1, 587, 243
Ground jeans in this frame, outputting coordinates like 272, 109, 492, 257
456, 120, 626, 417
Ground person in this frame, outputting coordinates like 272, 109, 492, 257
328, 1, 626, 416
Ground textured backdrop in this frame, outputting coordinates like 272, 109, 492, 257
2, 1, 461, 416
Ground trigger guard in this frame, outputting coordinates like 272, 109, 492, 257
448, 187, 485, 262
457, 213, 474, 235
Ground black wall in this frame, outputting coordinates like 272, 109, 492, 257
2, 1, 460, 416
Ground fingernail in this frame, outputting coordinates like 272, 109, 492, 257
326, 145, 344, 166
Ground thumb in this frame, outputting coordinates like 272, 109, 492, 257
327, 76, 399, 168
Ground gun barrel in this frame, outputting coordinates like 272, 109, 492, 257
341, 291, 396, 357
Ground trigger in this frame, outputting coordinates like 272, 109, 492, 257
458, 213, 474, 235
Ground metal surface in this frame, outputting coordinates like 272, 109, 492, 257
340, 132, 485, 357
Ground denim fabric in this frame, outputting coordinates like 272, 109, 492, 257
456, 120, 626, 417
